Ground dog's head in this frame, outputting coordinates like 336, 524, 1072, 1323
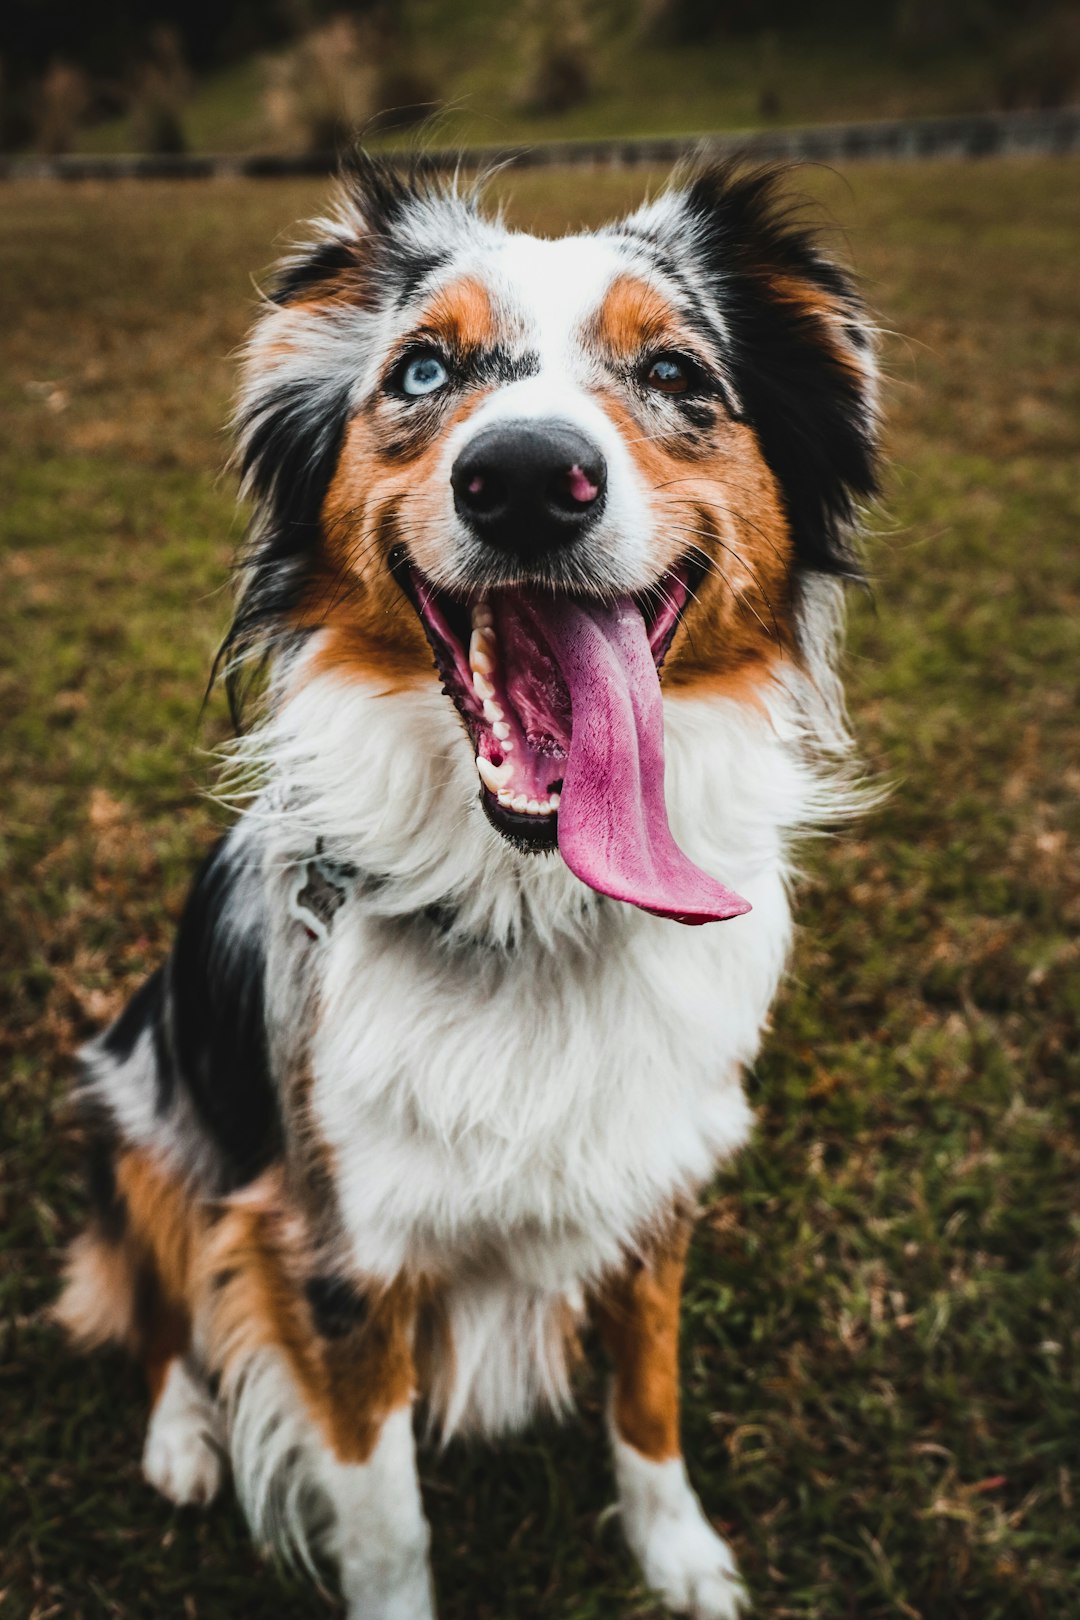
230, 155, 878, 924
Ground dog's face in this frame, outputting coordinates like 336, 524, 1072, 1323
233, 157, 878, 922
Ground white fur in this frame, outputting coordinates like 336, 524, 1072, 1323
226, 1348, 433, 1616
227, 1347, 337, 1578
142, 1357, 226, 1507
221, 636, 841, 1441
611, 1426, 748, 1619
426, 1273, 581, 1439
325, 1407, 435, 1620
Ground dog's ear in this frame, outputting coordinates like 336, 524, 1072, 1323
628, 163, 880, 581
269, 151, 460, 309
222, 155, 479, 718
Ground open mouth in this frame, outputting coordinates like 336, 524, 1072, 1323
391, 551, 751, 926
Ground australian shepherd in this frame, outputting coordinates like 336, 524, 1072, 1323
58, 153, 879, 1619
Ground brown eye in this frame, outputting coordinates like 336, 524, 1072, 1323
645, 354, 691, 395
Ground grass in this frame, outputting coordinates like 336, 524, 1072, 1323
1, 158, 1078, 1619
74, 13, 1017, 156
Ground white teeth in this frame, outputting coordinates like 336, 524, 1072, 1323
484, 779, 561, 816
502, 740, 515, 752
469, 629, 495, 676
476, 755, 512, 794
471, 601, 494, 632
483, 698, 503, 725
473, 670, 495, 701
493, 720, 511, 741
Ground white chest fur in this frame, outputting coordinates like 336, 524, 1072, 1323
309, 874, 786, 1288
242, 661, 838, 1435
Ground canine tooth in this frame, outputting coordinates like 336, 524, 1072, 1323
511, 794, 529, 812
492, 720, 510, 740
472, 670, 495, 701
476, 755, 511, 793
469, 629, 495, 675
483, 698, 503, 724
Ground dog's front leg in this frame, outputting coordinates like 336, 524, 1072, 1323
593, 1219, 748, 1620
320, 1402, 435, 1620
207, 1208, 436, 1620
294, 1274, 436, 1620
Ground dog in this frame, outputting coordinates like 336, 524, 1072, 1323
57, 152, 878, 1619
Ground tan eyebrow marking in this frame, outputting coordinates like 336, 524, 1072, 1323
591, 273, 689, 361
416, 275, 498, 352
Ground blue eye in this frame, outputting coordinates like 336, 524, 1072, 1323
401, 352, 450, 397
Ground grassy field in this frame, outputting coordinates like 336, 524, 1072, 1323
75, 11, 1018, 156
1, 158, 1078, 1619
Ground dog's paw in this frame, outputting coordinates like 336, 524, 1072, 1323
613, 1439, 748, 1620
632, 1500, 747, 1619
142, 1358, 225, 1508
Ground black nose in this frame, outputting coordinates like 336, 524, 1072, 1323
451, 420, 607, 559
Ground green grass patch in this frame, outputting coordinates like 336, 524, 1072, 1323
76, 18, 1012, 156
1, 160, 1078, 1619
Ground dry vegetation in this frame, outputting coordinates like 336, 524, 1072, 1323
1, 158, 1078, 1618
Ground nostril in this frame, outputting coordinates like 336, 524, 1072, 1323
549, 460, 605, 516
455, 463, 507, 517
565, 464, 600, 505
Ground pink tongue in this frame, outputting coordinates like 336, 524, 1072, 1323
521, 596, 751, 925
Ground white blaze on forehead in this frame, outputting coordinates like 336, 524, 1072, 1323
431, 230, 659, 591
485, 231, 630, 370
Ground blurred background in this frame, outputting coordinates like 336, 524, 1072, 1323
2, 0, 1080, 156
2, 5, 1078, 1620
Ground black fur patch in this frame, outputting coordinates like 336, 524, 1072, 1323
85, 1118, 126, 1246
392, 250, 451, 308
132, 1256, 163, 1347
92, 838, 279, 1193
271, 237, 360, 305
682, 164, 878, 579
472, 348, 540, 389
164, 836, 282, 1188
625, 162, 878, 582
305, 1275, 370, 1339
101, 966, 164, 1066
222, 374, 353, 722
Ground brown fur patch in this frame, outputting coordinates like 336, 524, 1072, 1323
56, 1147, 206, 1405
590, 274, 800, 700
54, 1230, 140, 1350
594, 391, 796, 696
764, 270, 874, 399
419, 275, 497, 353
592, 1214, 693, 1461
202, 1173, 417, 1464
305, 388, 495, 689
593, 274, 690, 360
291, 278, 504, 689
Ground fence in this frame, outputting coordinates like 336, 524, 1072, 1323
3, 106, 1078, 182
